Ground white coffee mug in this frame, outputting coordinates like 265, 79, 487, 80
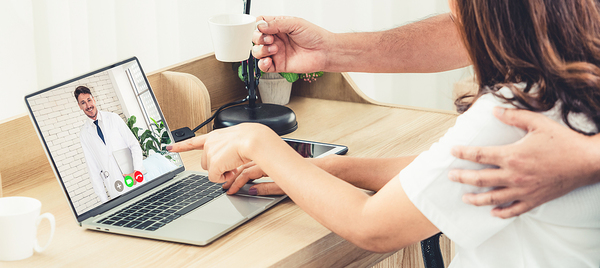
0, 196, 55, 261
208, 14, 267, 62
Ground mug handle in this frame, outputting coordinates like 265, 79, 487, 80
33, 213, 55, 253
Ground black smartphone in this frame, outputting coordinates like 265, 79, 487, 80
283, 138, 348, 158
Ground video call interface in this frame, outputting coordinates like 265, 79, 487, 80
26, 59, 183, 216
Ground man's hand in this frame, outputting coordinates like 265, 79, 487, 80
450, 107, 600, 219
252, 16, 331, 73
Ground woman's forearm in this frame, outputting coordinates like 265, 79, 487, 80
248, 131, 436, 252
310, 155, 417, 191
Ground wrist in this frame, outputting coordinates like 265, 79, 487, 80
241, 123, 283, 161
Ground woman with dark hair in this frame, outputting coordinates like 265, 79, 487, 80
453, 0, 600, 125
169, 0, 600, 266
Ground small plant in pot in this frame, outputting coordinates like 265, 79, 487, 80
237, 63, 323, 105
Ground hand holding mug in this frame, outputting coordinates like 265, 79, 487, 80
209, 14, 267, 62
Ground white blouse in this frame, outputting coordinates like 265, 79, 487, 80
399, 87, 600, 267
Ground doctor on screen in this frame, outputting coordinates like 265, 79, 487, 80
75, 86, 146, 202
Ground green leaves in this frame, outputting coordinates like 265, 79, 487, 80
139, 130, 158, 158
127, 116, 140, 140
237, 63, 322, 84
238, 63, 246, 81
126, 115, 173, 159
127, 115, 136, 128
280, 72, 299, 83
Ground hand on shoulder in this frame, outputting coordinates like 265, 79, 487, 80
450, 107, 600, 218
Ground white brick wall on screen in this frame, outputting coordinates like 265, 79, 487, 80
29, 71, 126, 215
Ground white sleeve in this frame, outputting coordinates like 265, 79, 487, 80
114, 113, 145, 174
80, 131, 109, 203
399, 92, 527, 249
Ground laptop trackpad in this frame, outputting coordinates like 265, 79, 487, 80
183, 195, 276, 225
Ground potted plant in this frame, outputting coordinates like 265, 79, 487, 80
237, 63, 323, 105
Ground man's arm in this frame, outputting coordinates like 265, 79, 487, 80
253, 13, 470, 74
253, 13, 600, 220
450, 107, 600, 218
326, 13, 469, 73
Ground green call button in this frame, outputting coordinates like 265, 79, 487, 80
124, 176, 134, 187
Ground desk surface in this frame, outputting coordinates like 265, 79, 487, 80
1, 97, 457, 268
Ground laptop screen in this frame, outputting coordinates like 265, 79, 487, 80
25, 57, 183, 217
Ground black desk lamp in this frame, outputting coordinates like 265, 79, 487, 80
213, 0, 298, 135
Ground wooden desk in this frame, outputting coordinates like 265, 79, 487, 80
0, 54, 457, 268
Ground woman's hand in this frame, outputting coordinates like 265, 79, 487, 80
222, 162, 285, 196
167, 123, 279, 183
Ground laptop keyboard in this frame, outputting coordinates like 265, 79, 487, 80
97, 174, 226, 231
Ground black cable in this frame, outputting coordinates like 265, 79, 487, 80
191, 97, 248, 133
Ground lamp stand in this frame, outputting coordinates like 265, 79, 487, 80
213, 0, 298, 135
213, 102, 298, 135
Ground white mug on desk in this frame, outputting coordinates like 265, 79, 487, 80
208, 14, 267, 62
0, 196, 55, 261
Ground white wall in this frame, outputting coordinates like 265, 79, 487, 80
1, 0, 38, 121
0, 0, 468, 123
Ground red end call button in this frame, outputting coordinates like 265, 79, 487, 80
134, 171, 144, 183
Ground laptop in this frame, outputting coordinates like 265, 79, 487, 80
24, 57, 291, 246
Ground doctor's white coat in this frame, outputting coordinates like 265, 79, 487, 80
79, 110, 145, 202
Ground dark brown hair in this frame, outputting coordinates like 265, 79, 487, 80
454, 0, 600, 134
74, 86, 92, 101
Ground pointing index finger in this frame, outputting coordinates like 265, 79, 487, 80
167, 135, 207, 152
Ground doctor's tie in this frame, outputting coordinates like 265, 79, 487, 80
93, 120, 106, 144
